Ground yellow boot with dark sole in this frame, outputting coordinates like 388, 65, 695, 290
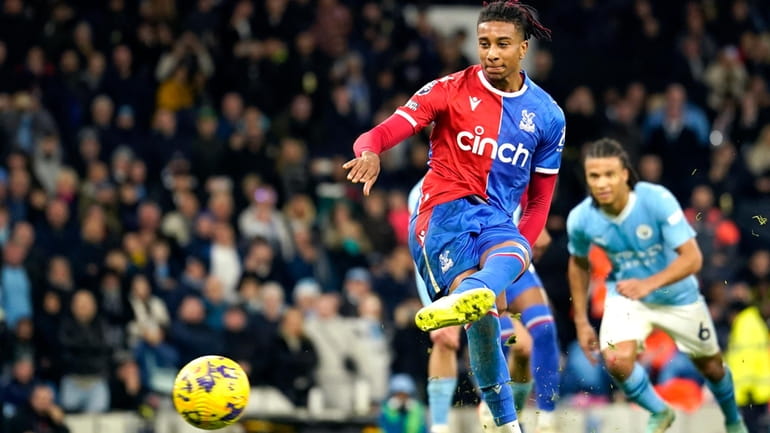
415, 288, 496, 331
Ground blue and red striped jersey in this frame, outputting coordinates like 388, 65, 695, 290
397, 64, 565, 216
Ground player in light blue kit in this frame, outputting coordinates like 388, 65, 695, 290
567, 138, 747, 433
409, 180, 561, 433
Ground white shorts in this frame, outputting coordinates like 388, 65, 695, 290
599, 295, 720, 358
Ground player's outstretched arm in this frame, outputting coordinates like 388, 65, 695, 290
343, 113, 415, 196
568, 254, 599, 364
617, 238, 703, 300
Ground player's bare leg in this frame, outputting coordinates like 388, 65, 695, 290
603, 340, 674, 433
691, 354, 747, 433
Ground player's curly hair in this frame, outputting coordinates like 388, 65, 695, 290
478, 1, 552, 41
586, 138, 640, 189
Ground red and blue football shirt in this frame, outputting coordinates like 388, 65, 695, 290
396, 64, 565, 215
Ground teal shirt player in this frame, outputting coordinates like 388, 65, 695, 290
566, 182, 700, 306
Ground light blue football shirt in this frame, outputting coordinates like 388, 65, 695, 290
566, 182, 699, 306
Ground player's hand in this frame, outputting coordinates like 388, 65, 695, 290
430, 326, 461, 350
575, 320, 600, 365
532, 229, 552, 262
617, 278, 655, 300
342, 151, 381, 196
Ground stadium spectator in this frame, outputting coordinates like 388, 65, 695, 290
744, 124, 770, 177
351, 292, 392, 406
389, 299, 430, 406
147, 237, 180, 292
1, 240, 32, 331
1, 317, 34, 371
275, 136, 314, 200
58, 290, 112, 413
0, 355, 39, 418
36, 199, 77, 258
133, 324, 178, 397
169, 295, 222, 367
241, 236, 294, 292
704, 141, 752, 206
684, 184, 741, 286
258, 281, 287, 330
704, 46, 748, 112
602, 98, 645, 167
33, 290, 63, 384
221, 305, 261, 379
160, 189, 200, 248
190, 106, 224, 182
96, 269, 132, 350
238, 185, 294, 260
268, 306, 319, 407
208, 223, 242, 301
109, 356, 147, 413
201, 275, 228, 332
372, 246, 418, 320
359, 189, 397, 257
4, 384, 70, 433
0, 92, 58, 153
339, 266, 374, 317
5, 168, 32, 226
292, 277, 322, 318
32, 134, 64, 196
304, 292, 361, 413
378, 373, 428, 433
128, 273, 171, 348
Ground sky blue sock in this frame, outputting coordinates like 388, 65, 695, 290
454, 245, 527, 297
706, 366, 741, 424
427, 377, 457, 427
510, 381, 533, 411
467, 313, 517, 426
617, 363, 668, 414
522, 305, 561, 411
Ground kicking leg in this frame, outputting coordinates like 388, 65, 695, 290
415, 241, 530, 332
415, 260, 461, 433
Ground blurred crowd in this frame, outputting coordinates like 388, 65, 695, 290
0, 0, 768, 431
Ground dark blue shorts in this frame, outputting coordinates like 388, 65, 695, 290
408, 196, 529, 303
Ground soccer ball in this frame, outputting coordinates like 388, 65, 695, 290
172, 355, 250, 430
